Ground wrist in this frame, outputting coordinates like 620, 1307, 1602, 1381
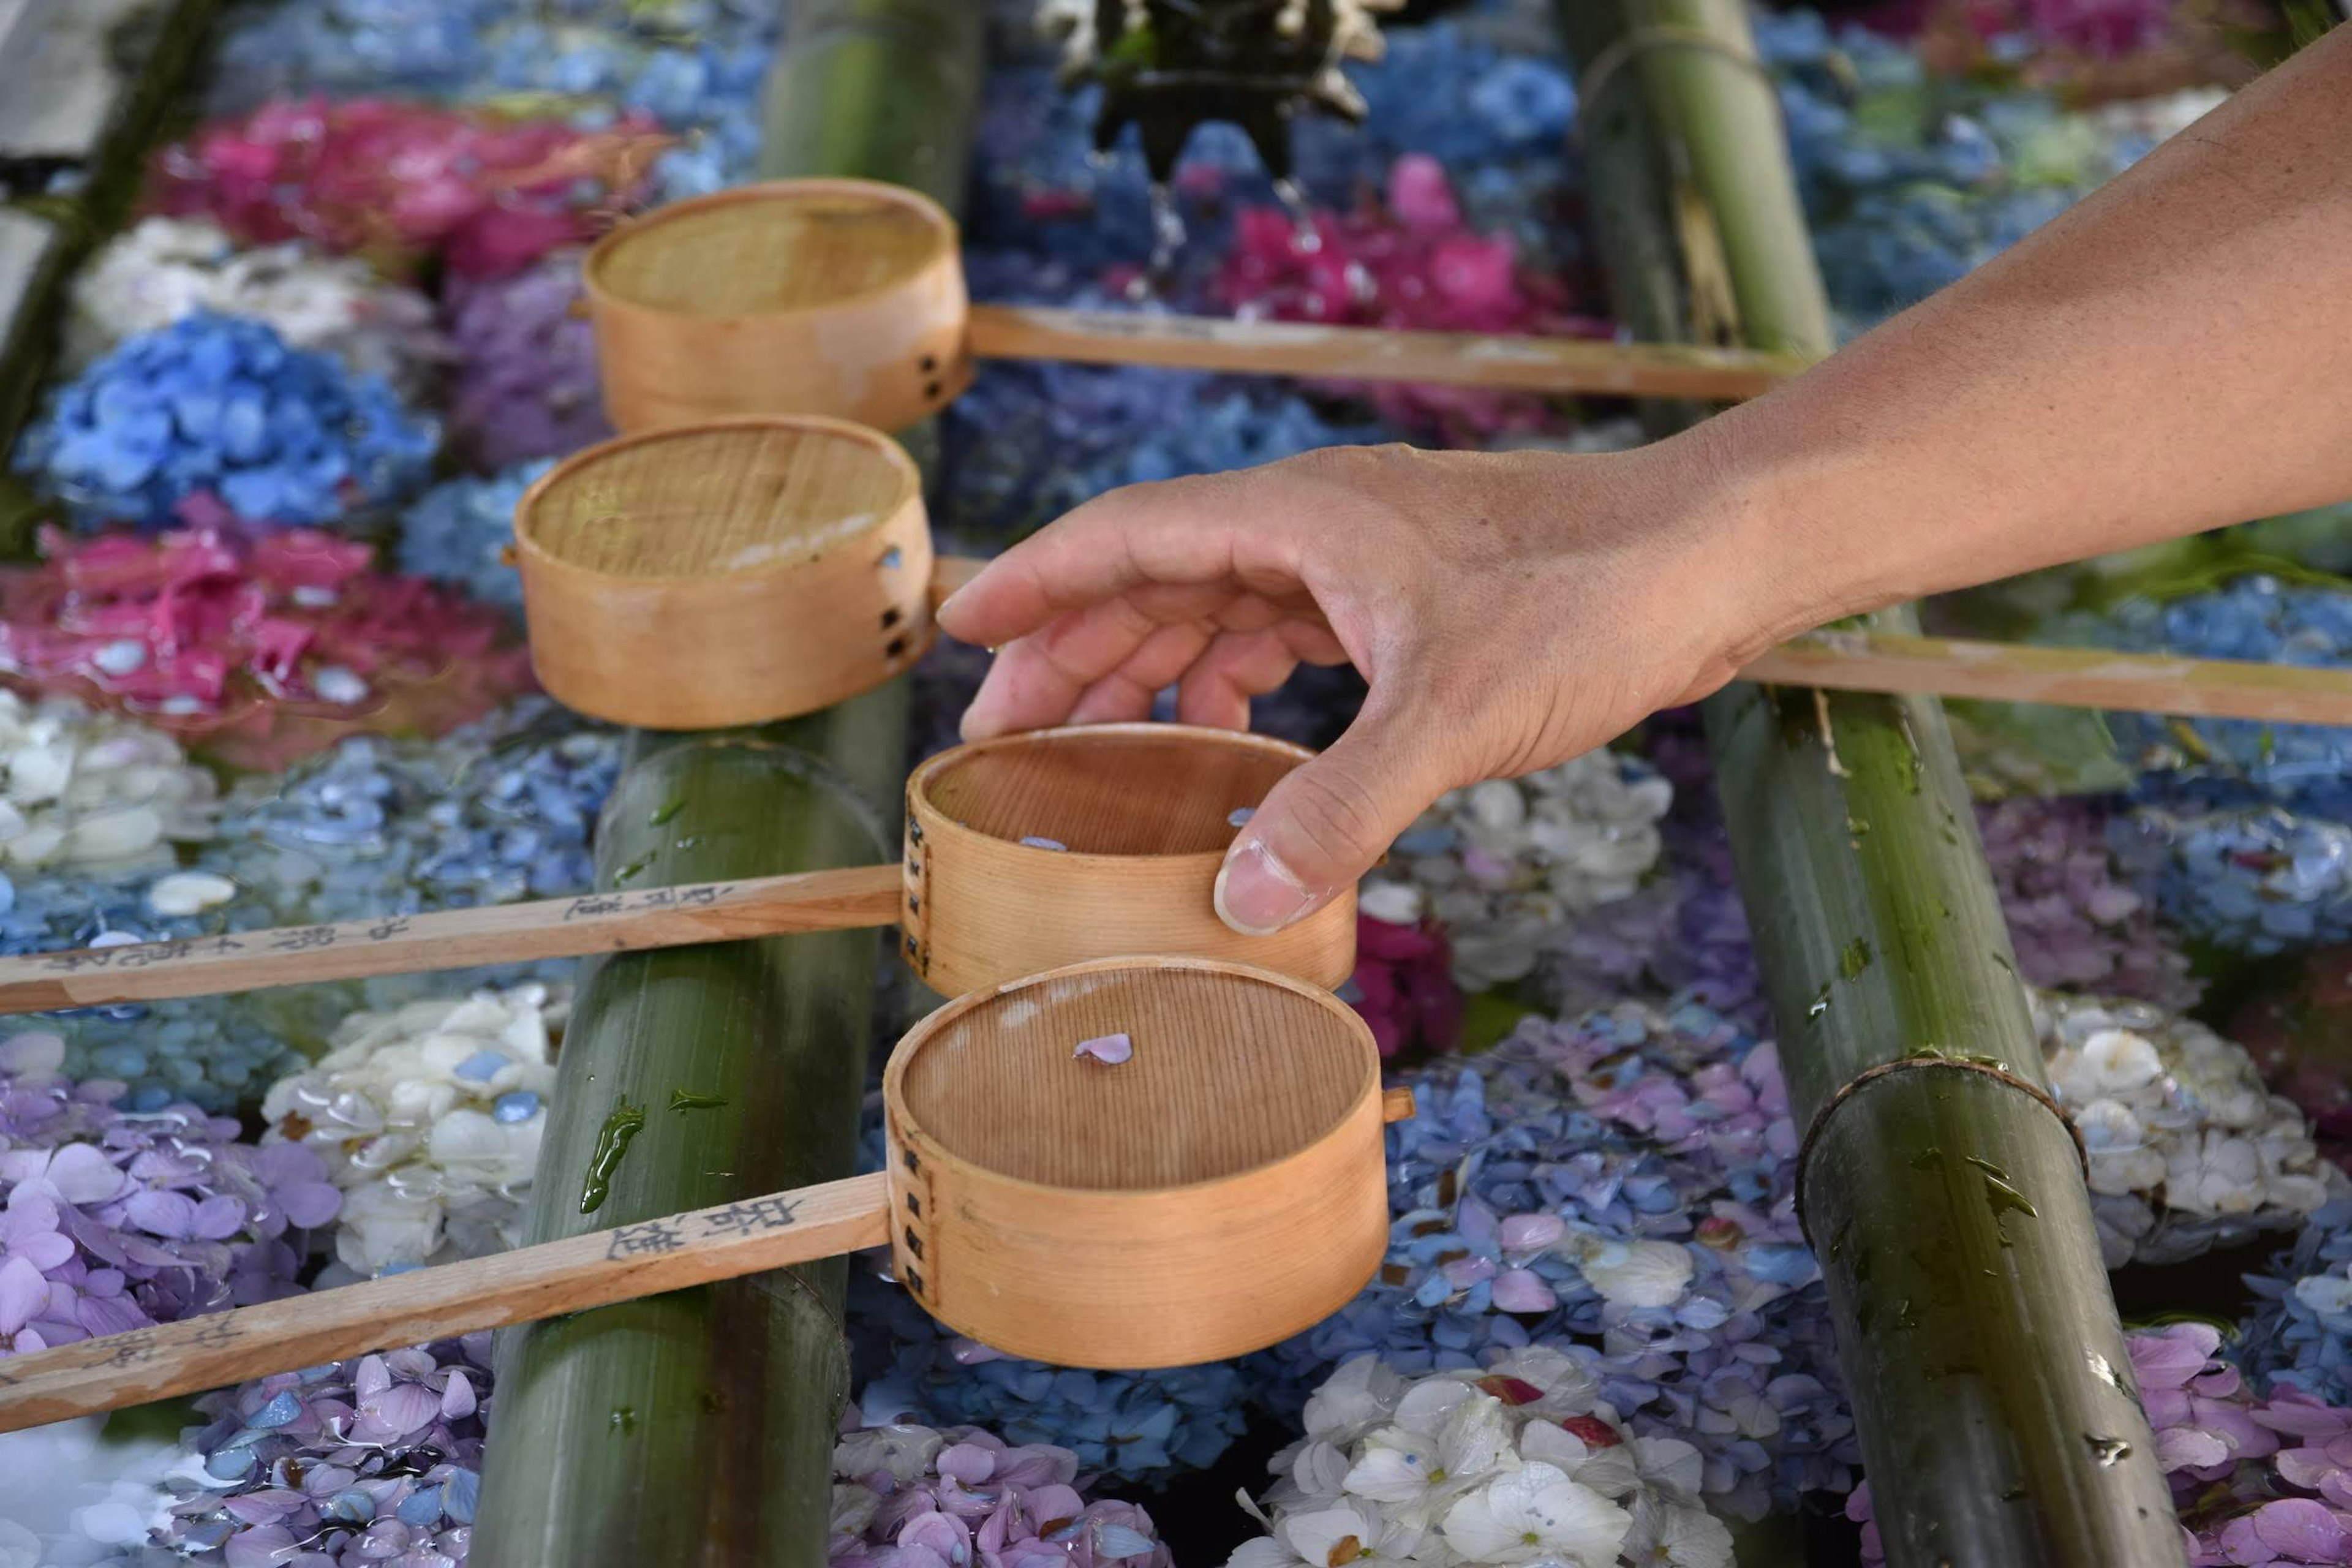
1618, 420, 1851, 675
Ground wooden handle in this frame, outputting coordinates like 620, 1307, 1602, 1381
0, 1171, 890, 1433
1742, 630, 2352, 724
965, 304, 1801, 402
0, 865, 903, 1016
927, 557, 2352, 727
930, 552, 984, 608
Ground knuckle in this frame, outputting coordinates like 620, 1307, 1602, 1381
1281, 766, 1390, 867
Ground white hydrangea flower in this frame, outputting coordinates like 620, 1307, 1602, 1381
2034, 989, 2343, 1267
1571, 1237, 1695, 1310
0, 692, 217, 870
1373, 748, 1671, 991
262, 984, 564, 1279
1439, 1462, 1629, 1567
66, 216, 443, 393
1234, 1352, 1730, 1568
1345, 1383, 1515, 1528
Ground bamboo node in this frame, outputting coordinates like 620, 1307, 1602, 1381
1790, 1055, 2087, 1247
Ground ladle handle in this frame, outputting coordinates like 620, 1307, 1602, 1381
924, 554, 2352, 727
0, 865, 905, 1016
0, 1172, 894, 1434
963, 304, 1803, 402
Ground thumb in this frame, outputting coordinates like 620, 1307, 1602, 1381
1215, 711, 1450, 937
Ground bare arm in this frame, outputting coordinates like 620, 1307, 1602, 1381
939, 29, 2352, 935
1705, 22, 2352, 657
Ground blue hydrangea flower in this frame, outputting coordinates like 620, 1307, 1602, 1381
2242, 1199, 2352, 1405
206, 698, 622, 927
850, 1271, 1251, 1487
13, 312, 437, 530
398, 461, 554, 611
943, 360, 1382, 540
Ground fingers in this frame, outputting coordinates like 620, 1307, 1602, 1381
1215, 695, 1454, 936
1174, 625, 1342, 731
935, 472, 1300, 649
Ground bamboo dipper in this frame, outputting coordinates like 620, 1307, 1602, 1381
0, 957, 1415, 1431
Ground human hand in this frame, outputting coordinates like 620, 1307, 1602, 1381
936, 439, 1795, 936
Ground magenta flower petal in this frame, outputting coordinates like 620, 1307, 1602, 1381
1071, 1035, 1132, 1066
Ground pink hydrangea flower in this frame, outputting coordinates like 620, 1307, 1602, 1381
0, 523, 533, 767
1215, 156, 1610, 442
147, 97, 668, 278
1349, 914, 1464, 1060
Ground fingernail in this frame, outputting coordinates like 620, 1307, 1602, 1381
1214, 838, 1314, 935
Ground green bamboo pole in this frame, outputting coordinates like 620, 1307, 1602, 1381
1558, 4, 2184, 1564
469, 8, 980, 1565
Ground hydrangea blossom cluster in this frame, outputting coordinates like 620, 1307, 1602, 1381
1359, 750, 1672, 995
2230, 949, 2352, 1171
0, 1412, 180, 1564
852, 1270, 1251, 1487
64, 217, 445, 396
2034, 989, 2337, 1267
1978, 795, 2201, 1007
143, 1337, 492, 1567
1233, 1349, 1734, 1568
1560, 755, 2197, 1025
2113, 805, 2352, 957
1959, 0, 2177, 60
1754, 9, 2176, 326
261, 984, 562, 1283
1349, 914, 1464, 1061
2245, 1200, 2352, 1410
14, 313, 437, 530
208, 700, 623, 925
0, 524, 532, 763
206, 1, 777, 203
2059, 575, 2352, 819
1853, 1322, 2352, 1567
942, 359, 1379, 541
1258, 998, 1855, 1521
148, 97, 665, 278
829, 1411, 1171, 1568
0, 1029, 335, 1359
1215, 155, 1604, 439
398, 460, 554, 610
50, 998, 308, 1116
441, 254, 611, 469
959, 25, 1574, 292
0, 691, 217, 872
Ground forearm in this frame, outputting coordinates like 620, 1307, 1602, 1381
1663, 23, 2352, 654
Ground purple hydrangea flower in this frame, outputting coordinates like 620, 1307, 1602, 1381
440, 253, 609, 470
0, 1030, 333, 1358
829, 1411, 1171, 1568
148, 1336, 490, 1566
